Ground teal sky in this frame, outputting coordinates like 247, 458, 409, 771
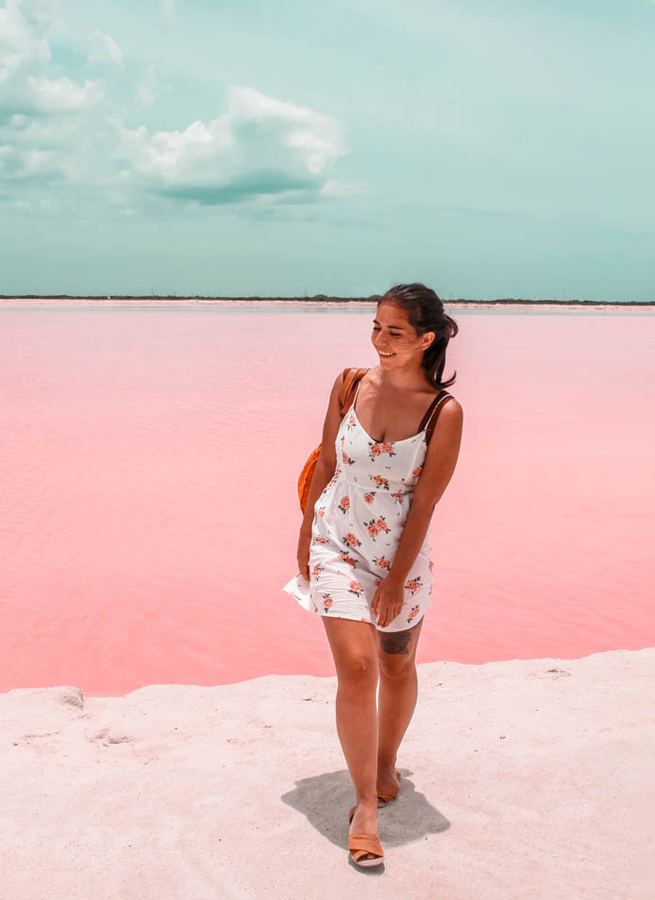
1, 0, 653, 300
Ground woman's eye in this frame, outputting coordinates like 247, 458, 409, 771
372, 328, 400, 337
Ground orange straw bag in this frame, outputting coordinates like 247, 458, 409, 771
297, 367, 368, 513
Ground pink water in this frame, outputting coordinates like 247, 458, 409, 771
1, 305, 653, 697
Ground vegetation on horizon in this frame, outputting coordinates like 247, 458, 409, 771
1, 295, 653, 306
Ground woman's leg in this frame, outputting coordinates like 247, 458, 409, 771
322, 617, 380, 857
374, 618, 424, 789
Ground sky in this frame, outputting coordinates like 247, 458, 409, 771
0, 0, 653, 300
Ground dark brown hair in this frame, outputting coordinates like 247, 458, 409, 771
378, 282, 458, 389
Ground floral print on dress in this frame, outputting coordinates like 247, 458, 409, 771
363, 515, 391, 539
367, 441, 397, 461
339, 551, 358, 568
370, 475, 390, 490
337, 495, 351, 514
343, 532, 362, 549
341, 450, 355, 466
282, 376, 448, 633
404, 575, 423, 594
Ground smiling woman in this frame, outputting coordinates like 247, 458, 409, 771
282, 282, 463, 867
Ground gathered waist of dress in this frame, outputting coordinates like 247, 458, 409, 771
333, 472, 415, 498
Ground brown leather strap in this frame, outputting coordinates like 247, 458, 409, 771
339, 367, 368, 417
424, 391, 453, 446
418, 390, 446, 431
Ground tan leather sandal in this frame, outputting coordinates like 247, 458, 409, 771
347, 804, 384, 866
348, 833, 384, 867
377, 770, 401, 806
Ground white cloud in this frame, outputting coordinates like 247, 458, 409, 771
115, 116, 235, 185
27, 75, 101, 112
0, 3, 104, 203
0, 0, 51, 87
88, 29, 123, 67
113, 85, 348, 206
227, 86, 346, 176
0, 1, 101, 116
0, 2, 353, 215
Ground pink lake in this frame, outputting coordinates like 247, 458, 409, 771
1, 304, 653, 697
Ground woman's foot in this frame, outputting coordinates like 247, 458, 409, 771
349, 800, 379, 862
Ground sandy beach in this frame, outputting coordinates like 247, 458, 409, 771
2, 647, 653, 898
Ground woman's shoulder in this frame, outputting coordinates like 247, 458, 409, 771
326, 367, 368, 400
336, 365, 371, 384
438, 392, 463, 420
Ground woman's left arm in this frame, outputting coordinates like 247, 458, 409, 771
386, 399, 464, 585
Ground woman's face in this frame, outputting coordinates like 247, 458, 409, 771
371, 302, 433, 365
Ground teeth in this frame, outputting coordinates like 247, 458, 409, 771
379, 352, 394, 357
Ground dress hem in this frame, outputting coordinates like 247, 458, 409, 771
281, 579, 429, 633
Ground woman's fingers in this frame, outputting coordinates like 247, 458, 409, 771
377, 605, 403, 627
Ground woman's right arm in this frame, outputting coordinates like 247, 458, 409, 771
299, 370, 347, 538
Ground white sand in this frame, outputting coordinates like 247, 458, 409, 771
2, 648, 653, 898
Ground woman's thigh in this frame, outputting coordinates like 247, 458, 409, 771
374, 617, 424, 676
321, 616, 378, 679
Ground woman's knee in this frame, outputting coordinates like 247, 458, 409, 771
379, 654, 416, 679
337, 651, 378, 682
322, 616, 378, 680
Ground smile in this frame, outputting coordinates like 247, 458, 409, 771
379, 351, 395, 357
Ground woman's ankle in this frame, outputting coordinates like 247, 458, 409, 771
354, 795, 379, 810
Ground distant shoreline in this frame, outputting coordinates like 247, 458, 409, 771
1, 295, 653, 312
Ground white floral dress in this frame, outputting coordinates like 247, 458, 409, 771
282, 378, 447, 632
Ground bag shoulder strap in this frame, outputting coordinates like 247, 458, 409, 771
339, 367, 368, 417
424, 391, 454, 446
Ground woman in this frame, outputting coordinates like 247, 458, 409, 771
282, 282, 463, 867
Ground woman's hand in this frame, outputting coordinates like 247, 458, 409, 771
296, 528, 312, 581
371, 574, 405, 628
